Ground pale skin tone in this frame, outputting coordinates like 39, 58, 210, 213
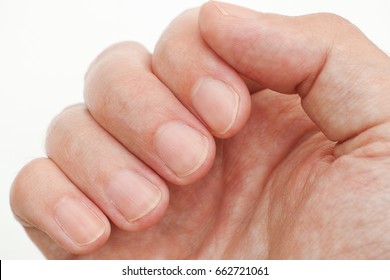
10, 2, 390, 259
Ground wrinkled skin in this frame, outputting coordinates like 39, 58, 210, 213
12, 2, 390, 259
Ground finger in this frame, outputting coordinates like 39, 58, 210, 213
153, 9, 251, 138
46, 104, 169, 231
199, 2, 390, 146
10, 158, 110, 255
84, 42, 215, 185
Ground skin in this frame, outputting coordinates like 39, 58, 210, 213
10, 2, 390, 259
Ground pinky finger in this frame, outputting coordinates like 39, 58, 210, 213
10, 158, 111, 256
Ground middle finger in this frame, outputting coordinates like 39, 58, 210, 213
84, 42, 215, 185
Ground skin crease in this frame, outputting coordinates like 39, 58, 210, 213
24, 91, 390, 259
11, 3, 390, 259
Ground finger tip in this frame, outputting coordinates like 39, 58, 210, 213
166, 132, 216, 187
54, 217, 111, 256
216, 87, 252, 139
108, 178, 170, 232
199, 1, 224, 39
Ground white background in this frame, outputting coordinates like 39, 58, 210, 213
1, 0, 389, 260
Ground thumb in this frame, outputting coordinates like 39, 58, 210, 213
199, 1, 390, 145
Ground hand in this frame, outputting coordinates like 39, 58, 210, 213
10, 2, 390, 259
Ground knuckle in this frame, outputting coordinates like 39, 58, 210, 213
84, 41, 146, 80
46, 103, 88, 155
10, 158, 51, 213
152, 8, 205, 85
314, 12, 360, 37
316, 12, 347, 23
46, 103, 85, 142
83, 41, 151, 119
154, 7, 198, 54
84, 41, 147, 85
175, 7, 199, 22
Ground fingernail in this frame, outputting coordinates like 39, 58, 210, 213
106, 171, 161, 223
155, 121, 209, 177
55, 198, 106, 246
212, 1, 258, 19
192, 78, 239, 135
